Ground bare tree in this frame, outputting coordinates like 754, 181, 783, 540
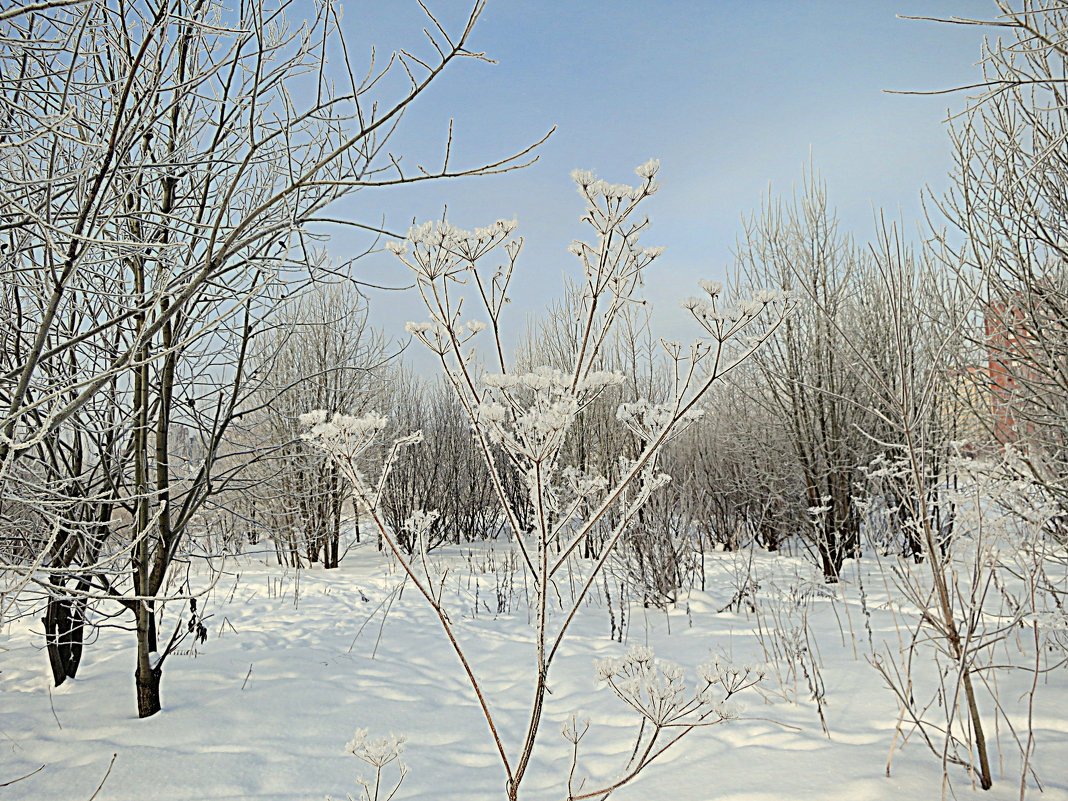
0, 0, 548, 717
929, 1, 1068, 527
733, 174, 880, 580
838, 218, 999, 790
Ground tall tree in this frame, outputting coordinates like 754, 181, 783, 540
734, 175, 878, 580
0, 0, 548, 716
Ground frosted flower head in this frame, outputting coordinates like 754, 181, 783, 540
483, 372, 521, 391
735, 298, 762, 318
401, 220, 468, 280
473, 219, 518, 240
571, 168, 596, 188
484, 366, 602, 396
589, 179, 638, 200
409, 219, 466, 248
755, 288, 780, 303
699, 657, 765, 695
625, 645, 654, 665
513, 400, 577, 448
595, 657, 623, 682
575, 370, 625, 393
385, 240, 408, 256
345, 729, 407, 767
660, 339, 683, 357
520, 369, 557, 392
660, 661, 684, 682
298, 410, 328, 427
479, 367, 616, 460
635, 158, 660, 180
617, 399, 675, 438
698, 279, 722, 298
696, 685, 721, 705
561, 712, 590, 744
475, 389, 577, 459
697, 662, 718, 685
345, 727, 370, 754
561, 466, 608, 497
713, 701, 742, 721
335, 413, 388, 436
475, 401, 507, 426
301, 412, 389, 462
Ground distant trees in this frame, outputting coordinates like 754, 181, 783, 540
0, 0, 546, 717
381, 375, 505, 552
700, 173, 997, 786
676, 385, 804, 555
246, 282, 390, 568
732, 177, 881, 580
704, 172, 970, 583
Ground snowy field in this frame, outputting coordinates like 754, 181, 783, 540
2, 542, 1067, 801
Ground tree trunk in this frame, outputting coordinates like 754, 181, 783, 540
818, 531, 842, 583
135, 600, 161, 718
136, 662, 162, 718
324, 534, 338, 569
324, 494, 342, 569
43, 593, 86, 686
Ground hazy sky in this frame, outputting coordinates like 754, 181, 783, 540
318, 2, 994, 369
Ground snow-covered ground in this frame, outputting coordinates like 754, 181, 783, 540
2, 542, 1066, 801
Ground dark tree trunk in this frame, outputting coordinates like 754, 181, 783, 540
135, 600, 161, 718
324, 496, 342, 569
136, 663, 162, 718
43, 592, 87, 686
760, 523, 781, 552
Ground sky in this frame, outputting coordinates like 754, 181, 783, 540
312, 1, 995, 371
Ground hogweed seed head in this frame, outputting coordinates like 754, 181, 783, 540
635, 158, 660, 180
345, 729, 407, 767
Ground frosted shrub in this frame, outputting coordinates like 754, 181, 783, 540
869, 450, 1068, 793
305, 161, 791, 800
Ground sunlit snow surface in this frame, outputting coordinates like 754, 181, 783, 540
3, 542, 1067, 801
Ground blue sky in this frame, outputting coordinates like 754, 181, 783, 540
319, 1, 993, 367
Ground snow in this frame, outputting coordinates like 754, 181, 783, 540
2, 543, 1066, 801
